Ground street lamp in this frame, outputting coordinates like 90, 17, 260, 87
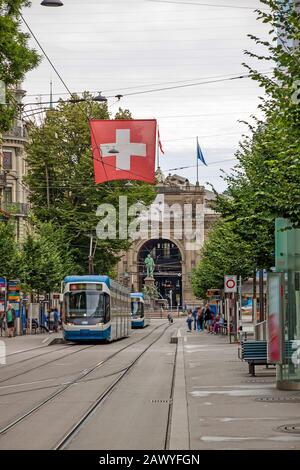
93, 91, 108, 103
41, 0, 64, 6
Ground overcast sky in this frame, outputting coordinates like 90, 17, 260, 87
22, 0, 271, 191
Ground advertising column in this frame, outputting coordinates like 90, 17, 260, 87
0, 277, 7, 324
8, 280, 21, 335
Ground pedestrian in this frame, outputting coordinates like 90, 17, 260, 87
186, 310, 193, 332
0, 310, 5, 337
53, 307, 60, 332
204, 304, 212, 333
196, 306, 204, 331
213, 314, 221, 334
192, 307, 198, 330
167, 311, 174, 324
5, 304, 16, 338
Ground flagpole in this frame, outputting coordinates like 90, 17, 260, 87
196, 136, 199, 185
157, 126, 160, 169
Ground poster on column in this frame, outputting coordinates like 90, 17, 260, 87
267, 273, 284, 363
0, 277, 6, 313
8, 280, 21, 318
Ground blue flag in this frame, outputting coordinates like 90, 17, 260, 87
197, 138, 207, 166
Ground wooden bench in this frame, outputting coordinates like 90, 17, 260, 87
239, 340, 269, 376
239, 339, 295, 376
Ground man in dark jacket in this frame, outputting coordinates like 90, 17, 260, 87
6, 304, 16, 338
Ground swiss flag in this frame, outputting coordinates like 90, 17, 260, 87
90, 119, 157, 184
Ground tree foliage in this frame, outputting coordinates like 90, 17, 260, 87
0, 1, 40, 132
192, 220, 256, 298
25, 96, 156, 275
0, 221, 20, 278
193, 0, 300, 296
19, 220, 77, 294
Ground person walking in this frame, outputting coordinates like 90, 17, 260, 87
53, 308, 60, 332
186, 310, 193, 332
0, 310, 5, 337
167, 311, 174, 324
196, 306, 204, 331
6, 304, 16, 338
204, 304, 212, 333
192, 307, 198, 331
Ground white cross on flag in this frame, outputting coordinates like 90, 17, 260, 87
90, 119, 157, 184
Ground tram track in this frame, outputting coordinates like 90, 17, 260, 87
54, 322, 173, 450
0, 321, 171, 441
0, 345, 71, 370
164, 338, 178, 450
0, 344, 95, 384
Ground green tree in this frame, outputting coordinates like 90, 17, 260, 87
20, 221, 77, 294
0, 221, 20, 278
209, 0, 300, 276
192, 220, 256, 299
25, 97, 156, 274
0, 1, 40, 132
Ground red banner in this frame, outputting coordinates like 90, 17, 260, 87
90, 119, 157, 184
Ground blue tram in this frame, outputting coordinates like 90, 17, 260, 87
130, 292, 151, 328
62, 275, 131, 341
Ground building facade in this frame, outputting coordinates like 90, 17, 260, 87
117, 172, 219, 307
0, 88, 29, 239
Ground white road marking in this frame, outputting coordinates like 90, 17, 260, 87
0, 378, 70, 390
201, 435, 300, 442
191, 389, 271, 397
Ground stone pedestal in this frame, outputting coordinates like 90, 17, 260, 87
144, 276, 155, 288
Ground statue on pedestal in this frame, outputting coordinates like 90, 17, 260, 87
144, 253, 155, 278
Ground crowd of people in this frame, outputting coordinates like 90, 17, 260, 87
186, 304, 224, 334
0, 305, 61, 337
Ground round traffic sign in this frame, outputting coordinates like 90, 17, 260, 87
226, 279, 236, 289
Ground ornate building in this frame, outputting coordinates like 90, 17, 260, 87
0, 88, 29, 239
117, 171, 219, 307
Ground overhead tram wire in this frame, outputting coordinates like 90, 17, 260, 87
25, 70, 273, 99
22, 71, 274, 111
19, 17, 161, 182
146, 1, 264, 10
20, 14, 72, 96
19, 17, 264, 183
20, 14, 113, 183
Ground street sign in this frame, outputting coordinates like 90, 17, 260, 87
224, 275, 237, 293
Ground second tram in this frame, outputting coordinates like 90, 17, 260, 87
130, 292, 151, 328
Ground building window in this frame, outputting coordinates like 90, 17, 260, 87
163, 242, 170, 257
3, 151, 12, 170
4, 187, 12, 203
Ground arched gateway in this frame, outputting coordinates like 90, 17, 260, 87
117, 173, 219, 307
138, 238, 182, 307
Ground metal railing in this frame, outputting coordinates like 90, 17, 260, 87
1, 202, 29, 216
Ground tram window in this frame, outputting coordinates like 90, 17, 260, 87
65, 290, 106, 318
104, 293, 110, 323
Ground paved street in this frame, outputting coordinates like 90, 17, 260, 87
0, 319, 300, 450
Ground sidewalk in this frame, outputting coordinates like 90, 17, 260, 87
0, 331, 62, 357
181, 327, 300, 450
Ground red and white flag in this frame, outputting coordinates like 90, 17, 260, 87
90, 119, 157, 184
158, 128, 165, 154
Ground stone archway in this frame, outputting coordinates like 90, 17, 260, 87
138, 238, 183, 308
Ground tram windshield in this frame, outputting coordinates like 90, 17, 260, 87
65, 290, 107, 318
131, 300, 144, 318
